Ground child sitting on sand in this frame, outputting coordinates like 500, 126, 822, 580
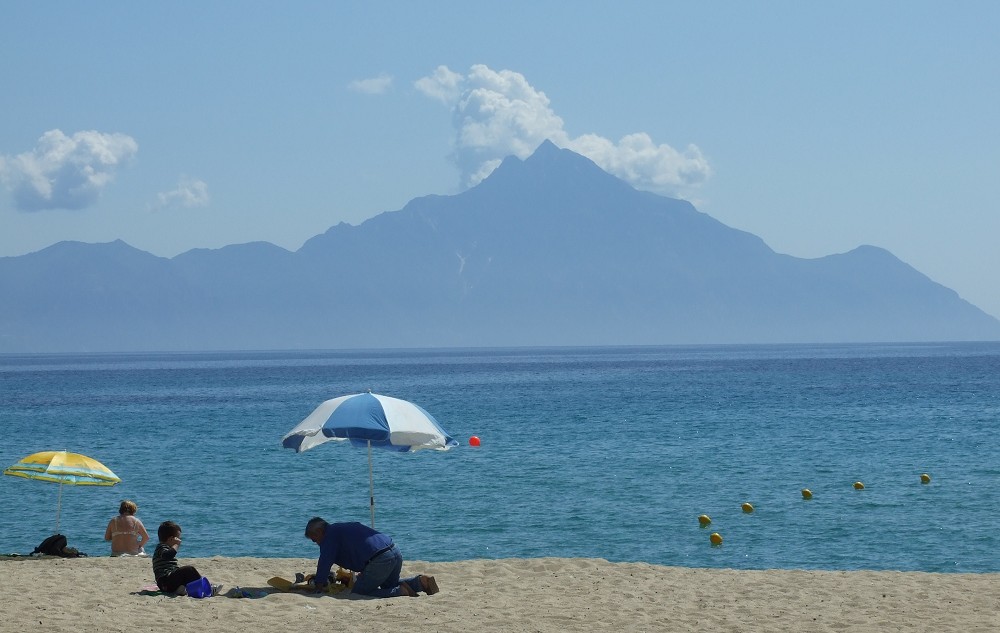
151, 521, 219, 595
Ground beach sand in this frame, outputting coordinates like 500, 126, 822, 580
1, 556, 996, 632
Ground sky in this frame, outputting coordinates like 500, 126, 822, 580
1, 2, 998, 319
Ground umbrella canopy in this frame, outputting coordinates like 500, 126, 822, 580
4, 450, 121, 533
282, 392, 457, 526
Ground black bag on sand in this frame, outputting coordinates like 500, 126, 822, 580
33, 534, 85, 558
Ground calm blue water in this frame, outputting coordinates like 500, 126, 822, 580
1, 343, 997, 573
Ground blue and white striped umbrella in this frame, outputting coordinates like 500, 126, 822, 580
281, 392, 457, 526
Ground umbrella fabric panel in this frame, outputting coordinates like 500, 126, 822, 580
281, 394, 355, 453
369, 394, 456, 451
3, 451, 121, 486
325, 393, 392, 443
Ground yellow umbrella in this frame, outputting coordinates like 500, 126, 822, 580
4, 450, 121, 533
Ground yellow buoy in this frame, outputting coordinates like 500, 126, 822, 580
741, 502, 754, 513
698, 514, 712, 527
710, 532, 723, 546
801, 488, 813, 500
920, 473, 931, 484
853, 481, 865, 490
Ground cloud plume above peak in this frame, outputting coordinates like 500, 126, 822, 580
0, 129, 138, 212
415, 64, 711, 193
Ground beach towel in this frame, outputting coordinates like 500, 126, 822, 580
134, 584, 165, 596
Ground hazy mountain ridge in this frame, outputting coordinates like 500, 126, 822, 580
2, 140, 998, 352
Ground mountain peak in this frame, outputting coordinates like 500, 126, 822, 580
475, 140, 631, 198
530, 138, 561, 156
522, 139, 600, 169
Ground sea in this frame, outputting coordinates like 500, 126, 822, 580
1, 343, 997, 573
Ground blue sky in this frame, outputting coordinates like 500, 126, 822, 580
2, 2, 998, 319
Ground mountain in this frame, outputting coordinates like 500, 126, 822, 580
2, 140, 998, 352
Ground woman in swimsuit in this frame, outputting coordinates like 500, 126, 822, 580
104, 499, 150, 556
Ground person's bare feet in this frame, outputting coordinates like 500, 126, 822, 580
397, 581, 416, 597
420, 575, 440, 595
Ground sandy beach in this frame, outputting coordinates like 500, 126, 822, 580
0, 556, 996, 632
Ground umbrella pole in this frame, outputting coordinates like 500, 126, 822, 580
55, 481, 63, 534
367, 440, 375, 529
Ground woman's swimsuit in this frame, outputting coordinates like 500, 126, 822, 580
110, 516, 144, 554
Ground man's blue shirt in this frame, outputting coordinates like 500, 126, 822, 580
315, 522, 393, 583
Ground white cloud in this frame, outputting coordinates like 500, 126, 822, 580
348, 73, 393, 95
415, 64, 712, 193
152, 177, 210, 211
414, 65, 464, 104
568, 133, 711, 190
0, 129, 138, 211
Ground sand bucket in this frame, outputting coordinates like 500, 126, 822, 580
186, 576, 213, 598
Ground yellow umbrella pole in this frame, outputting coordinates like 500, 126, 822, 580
55, 480, 64, 533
